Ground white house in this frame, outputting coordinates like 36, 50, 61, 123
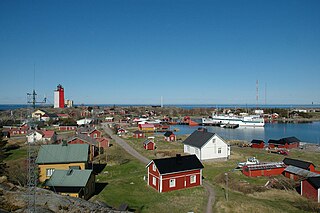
26, 130, 57, 144
183, 129, 230, 161
77, 118, 93, 126
27, 131, 44, 143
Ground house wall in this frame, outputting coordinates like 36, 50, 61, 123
148, 162, 160, 191
184, 145, 201, 160
251, 143, 264, 149
68, 138, 95, 160
201, 135, 229, 160
144, 142, 155, 150
89, 130, 101, 138
283, 171, 300, 181
58, 126, 77, 131
161, 169, 201, 192
27, 132, 43, 143
301, 180, 319, 202
84, 173, 96, 200
243, 167, 285, 177
38, 162, 86, 182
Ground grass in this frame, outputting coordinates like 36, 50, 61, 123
4, 146, 28, 162
91, 142, 206, 213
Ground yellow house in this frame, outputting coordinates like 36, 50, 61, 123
44, 169, 95, 200
36, 143, 89, 182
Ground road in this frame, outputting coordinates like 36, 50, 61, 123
101, 123, 215, 213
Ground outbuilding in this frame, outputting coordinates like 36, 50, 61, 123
146, 154, 204, 193
242, 162, 286, 177
133, 130, 145, 139
143, 139, 155, 150
301, 176, 320, 202
164, 131, 176, 142
268, 137, 300, 149
251, 139, 264, 149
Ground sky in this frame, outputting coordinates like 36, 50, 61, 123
0, 0, 319, 105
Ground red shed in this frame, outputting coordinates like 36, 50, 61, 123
96, 137, 109, 149
283, 158, 315, 172
301, 176, 320, 202
133, 130, 145, 139
164, 131, 176, 142
282, 158, 317, 180
146, 154, 204, 193
58, 126, 77, 131
67, 134, 98, 160
143, 139, 155, 150
242, 162, 286, 177
268, 137, 300, 149
251, 139, 264, 149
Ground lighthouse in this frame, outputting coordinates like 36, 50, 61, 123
54, 84, 65, 108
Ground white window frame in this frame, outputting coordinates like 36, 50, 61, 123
152, 164, 156, 171
152, 177, 156, 186
46, 168, 55, 177
169, 179, 176, 188
190, 175, 196, 184
218, 147, 222, 154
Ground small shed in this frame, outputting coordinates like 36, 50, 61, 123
251, 139, 264, 149
283, 158, 315, 172
164, 131, 176, 142
143, 139, 155, 150
301, 176, 320, 203
133, 130, 145, 139
283, 165, 320, 181
268, 137, 300, 149
242, 162, 286, 177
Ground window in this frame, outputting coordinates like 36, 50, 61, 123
152, 164, 156, 171
46, 168, 55, 177
152, 177, 156, 186
190, 175, 196, 184
186, 145, 190, 152
169, 179, 176, 188
93, 133, 97, 138
218, 148, 222, 154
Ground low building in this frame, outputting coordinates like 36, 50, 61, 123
44, 169, 95, 200
67, 134, 99, 160
1, 131, 10, 138
251, 139, 264, 149
36, 143, 89, 182
139, 124, 155, 132
77, 127, 102, 139
96, 137, 109, 149
143, 139, 155, 150
242, 162, 286, 177
283, 158, 317, 180
76, 118, 93, 126
105, 117, 114, 122
268, 137, 300, 149
164, 131, 176, 142
26, 130, 57, 144
301, 176, 320, 203
133, 130, 145, 138
183, 129, 230, 161
283, 158, 315, 172
58, 125, 77, 131
146, 154, 204, 193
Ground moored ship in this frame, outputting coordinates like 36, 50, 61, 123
202, 113, 265, 127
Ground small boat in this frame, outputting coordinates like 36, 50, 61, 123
173, 128, 180, 132
237, 157, 260, 168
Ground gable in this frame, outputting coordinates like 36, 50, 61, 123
182, 130, 215, 149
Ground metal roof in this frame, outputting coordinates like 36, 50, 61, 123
283, 158, 314, 170
182, 130, 216, 149
284, 166, 320, 178
36, 143, 89, 164
45, 169, 93, 187
244, 162, 286, 171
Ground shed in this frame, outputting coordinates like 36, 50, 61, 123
164, 131, 176, 142
143, 139, 155, 150
242, 162, 286, 177
301, 176, 320, 202
251, 139, 264, 149
268, 137, 300, 149
133, 130, 145, 138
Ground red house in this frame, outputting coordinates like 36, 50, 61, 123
301, 176, 320, 202
164, 131, 176, 142
283, 158, 317, 180
146, 154, 204, 193
58, 126, 77, 131
143, 139, 155, 150
96, 137, 109, 149
251, 139, 264, 149
268, 137, 300, 149
242, 162, 286, 177
77, 127, 102, 139
67, 134, 98, 160
133, 130, 145, 138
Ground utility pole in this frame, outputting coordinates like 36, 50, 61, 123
225, 172, 229, 201
26, 88, 46, 213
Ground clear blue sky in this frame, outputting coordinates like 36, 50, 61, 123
1, 0, 319, 105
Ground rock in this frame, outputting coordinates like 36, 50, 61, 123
0, 176, 7, 184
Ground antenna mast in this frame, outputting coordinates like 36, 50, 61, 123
26, 68, 46, 213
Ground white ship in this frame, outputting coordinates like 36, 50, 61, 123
202, 113, 265, 127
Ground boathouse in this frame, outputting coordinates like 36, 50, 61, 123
146, 154, 204, 193
242, 162, 287, 177
251, 139, 264, 149
268, 137, 300, 149
282, 158, 318, 180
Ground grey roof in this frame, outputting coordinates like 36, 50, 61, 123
68, 134, 98, 146
143, 139, 154, 145
77, 126, 98, 134
306, 176, 320, 189
45, 169, 93, 187
36, 143, 89, 164
182, 130, 215, 149
284, 165, 320, 178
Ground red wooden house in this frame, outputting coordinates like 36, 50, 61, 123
164, 131, 176, 142
146, 154, 204, 193
133, 130, 145, 139
251, 139, 264, 149
67, 134, 98, 160
96, 137, 109, 149
283, 158, 317, 180
143, 139, 155, 150
301, 176, 320, 203
268, 137, 300, 149
77, 127, 102, 139
58, 126, 77, 131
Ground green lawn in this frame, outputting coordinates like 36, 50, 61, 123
4, 146, 28, 162
91, 142, 206, 213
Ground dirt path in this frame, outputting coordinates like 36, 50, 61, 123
101, 123, 215, 213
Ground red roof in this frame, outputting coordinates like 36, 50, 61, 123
140, 124, 155, 128
42, 130, 55, 138
57, 113, 69, 118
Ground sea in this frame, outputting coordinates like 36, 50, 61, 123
1, 104, 320, 144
